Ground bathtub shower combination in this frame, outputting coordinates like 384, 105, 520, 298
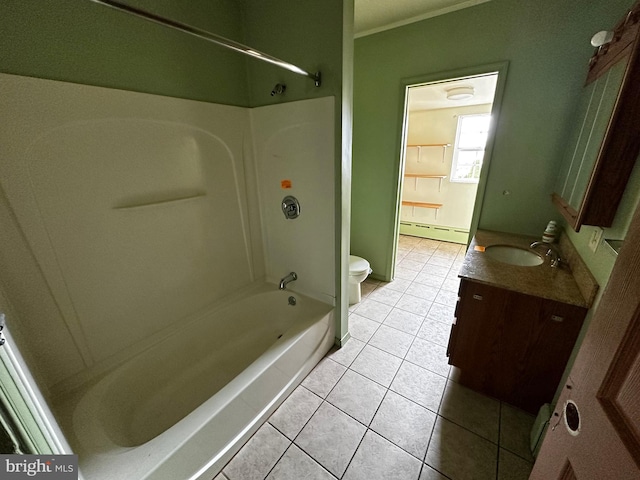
0, 73, 336, 479
69, 285, 334, 479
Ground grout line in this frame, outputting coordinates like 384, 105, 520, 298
437, 380, 502, 446
261, 440, 293, 480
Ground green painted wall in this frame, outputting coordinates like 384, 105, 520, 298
0, 1, 349, 108
242, 0, 344, 107
0, 0, 249, 105
243, 0, 353, 342
352, 0, 634, 280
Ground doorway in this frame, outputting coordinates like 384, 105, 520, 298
397, 72, 499, 253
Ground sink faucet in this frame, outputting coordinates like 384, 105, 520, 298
279, 272, 297, 290
530, 241, 562, 268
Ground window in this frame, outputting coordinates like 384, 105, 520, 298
450, 114, 491, 183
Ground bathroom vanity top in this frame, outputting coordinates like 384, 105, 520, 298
459, 230, 590, 307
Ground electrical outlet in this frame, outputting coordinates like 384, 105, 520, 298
589, 227, 604, 252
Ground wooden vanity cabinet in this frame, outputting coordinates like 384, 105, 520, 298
447, 279, 587, 414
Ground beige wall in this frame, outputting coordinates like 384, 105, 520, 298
402, 104, 491, 229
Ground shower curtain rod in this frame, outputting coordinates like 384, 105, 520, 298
91, 0, 322, 87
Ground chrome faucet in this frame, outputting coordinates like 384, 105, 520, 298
530, 241, 562, 268
279, 272, 297, 290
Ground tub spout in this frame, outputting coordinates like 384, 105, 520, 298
279, 272, 297, 290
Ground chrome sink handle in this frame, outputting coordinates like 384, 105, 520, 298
530, 241, 562, 268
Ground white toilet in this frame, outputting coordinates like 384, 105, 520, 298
349, 255, 372, 305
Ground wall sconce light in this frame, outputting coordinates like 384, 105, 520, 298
591, 30, 614, 47
446, 86, 475, 101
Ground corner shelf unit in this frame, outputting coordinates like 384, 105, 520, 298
406, 143, 451, 163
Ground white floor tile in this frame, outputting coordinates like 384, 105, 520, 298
405, 252, 432, 264
405, 337, 450, 377
500, 403, 536, 462
343, 430, 422, 480
269, 386, 322, 440
425, 417, 498, 480
327, 369, 386, 425
380, 277, 412, 293
350, 345, 403, 387
427, 256, 454, 268
497, 448, 533, 480
354, 299, 393, 323
301, 358, 346, 398
396, 293, 434, 317
223, 423, 290, 480
405, 282, 439, 301
326, 337, 366, 367
390, 361, 446, 412
367, 287, 403, 306
370, 390, 436, 459
397, 259, 426, 272
416, 318, 451, 347
368, 324, 414, 358
348, 313, 381, 342
295, 402, 366, 477
267, 444, 335, 480
433, 289, 458, 307
420, 264, 450, 278
426, 303, 455, 324
419, 464, 449, 480
394, 267, 419, 281
383, 307, 425, 336
439, 381, 500, 443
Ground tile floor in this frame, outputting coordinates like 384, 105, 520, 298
216, 236, 536, 480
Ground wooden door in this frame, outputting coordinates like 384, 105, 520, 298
531, 200, 640, 478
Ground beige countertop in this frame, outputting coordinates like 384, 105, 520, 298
459, 230, 589, 307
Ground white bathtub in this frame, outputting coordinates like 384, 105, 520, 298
59, 283, 334, 480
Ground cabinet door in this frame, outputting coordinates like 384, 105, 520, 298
448, 280, 508, 396
500, 292, 587, 413
553, 58, 627, 229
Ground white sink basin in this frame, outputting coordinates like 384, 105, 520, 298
484, 245, 544, 267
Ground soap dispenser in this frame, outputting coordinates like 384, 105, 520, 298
542, 221, 558, 243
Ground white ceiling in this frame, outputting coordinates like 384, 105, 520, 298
408, 73, 498, 111
354, 0, 492, 37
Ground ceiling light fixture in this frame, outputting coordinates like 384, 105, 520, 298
446, 86, 475, 101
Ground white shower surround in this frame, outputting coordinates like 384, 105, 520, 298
0, 73, 335, 391
0, 73, 336, 477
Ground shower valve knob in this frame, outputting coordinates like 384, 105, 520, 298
281, 196, 301, 219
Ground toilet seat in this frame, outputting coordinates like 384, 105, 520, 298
349, 255, 371, 276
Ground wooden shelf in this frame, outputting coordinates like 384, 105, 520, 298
407, 144, 451, 147
404, 174, 447, 191
402, 200, 443, 219
404, 174, 447, 179
406, 143, 451, 163
402, 201, 443, 209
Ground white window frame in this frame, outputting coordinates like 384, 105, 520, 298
450, 113, 491, 184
